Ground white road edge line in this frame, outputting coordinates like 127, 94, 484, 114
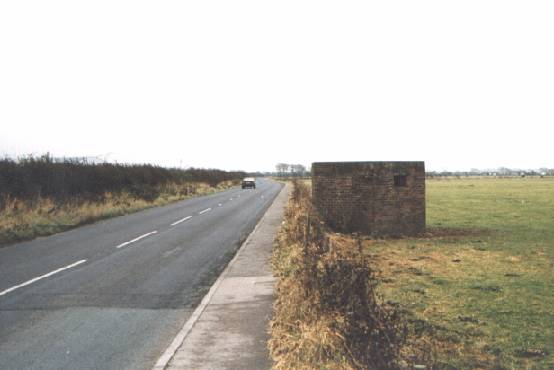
116, 231, 158, 249
151, 184, 284, 370
170, 216, 192, 226
0, 259, 87, 297
198, 208, 211, 215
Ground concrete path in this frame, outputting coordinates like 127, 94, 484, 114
156, 183, 289, 370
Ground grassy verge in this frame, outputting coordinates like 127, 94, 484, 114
271, 178, 554, 369
0, 181, 236, 246
270, 182, 430, 370
367, 178, 554, 369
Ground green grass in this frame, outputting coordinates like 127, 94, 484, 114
366, 178, 554, 369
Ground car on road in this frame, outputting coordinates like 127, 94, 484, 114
242, 177, 256, 189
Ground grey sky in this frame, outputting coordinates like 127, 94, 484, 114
1, 1, 553, 172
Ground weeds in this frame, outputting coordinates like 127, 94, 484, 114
270, 181, 432, 369
0, 181, 234, 245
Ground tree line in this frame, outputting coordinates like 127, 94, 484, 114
0, 154, 246, 208
275, 163, 309, 177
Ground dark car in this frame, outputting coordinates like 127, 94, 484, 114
241, 177, 256, 189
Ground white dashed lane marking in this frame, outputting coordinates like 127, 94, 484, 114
199, 208, 212, 215
116, 231, 158, 249
0, 259, 87, 297
1, 186, 273, 299
171, 216, 192, 226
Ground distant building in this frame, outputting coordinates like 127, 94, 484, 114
312, 161, 425, 236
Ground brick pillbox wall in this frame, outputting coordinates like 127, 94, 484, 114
311, 162, 425, 236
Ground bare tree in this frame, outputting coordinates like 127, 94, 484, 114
290, 164, 306, 177
276, 163, 289, 177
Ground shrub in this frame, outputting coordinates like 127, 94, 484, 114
0, 154, 246, 208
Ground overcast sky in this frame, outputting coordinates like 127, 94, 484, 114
1, 1, 552, 172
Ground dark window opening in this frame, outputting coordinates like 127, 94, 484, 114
394, 175, 407, 187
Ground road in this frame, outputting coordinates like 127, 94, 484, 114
0, 179, 283, 370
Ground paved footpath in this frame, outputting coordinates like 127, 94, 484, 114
153, 183, 290, 370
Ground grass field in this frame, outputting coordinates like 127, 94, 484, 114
365, 178, 554, 369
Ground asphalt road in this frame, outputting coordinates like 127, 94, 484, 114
0, 179, 283, 370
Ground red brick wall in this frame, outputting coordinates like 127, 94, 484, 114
312, 162, 425, 236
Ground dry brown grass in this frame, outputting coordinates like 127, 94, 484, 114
270, 181, 433, 370
0, 180, 234, 246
